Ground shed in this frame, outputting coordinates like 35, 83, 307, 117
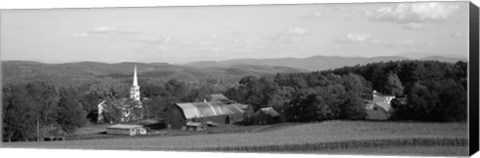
185, 122, 207, 131
106, 124, 147, 136
254, 107, 280, 125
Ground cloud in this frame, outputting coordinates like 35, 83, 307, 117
136, 35, 172, 43
205, 34, 218, 40
371, 39, 383, 45
377, 39, 423, 47
157, 46, 169, 51
336, 33, 421, 48
138, 35, 159, 42
92, 26, 116, 32
209, 47, 223, 52
71, 26, 137, 39
401, 22, 433, 29
91, 26, 136, 34
164, 36, 172, 42
198, 40, 211, 46
336, 33, 372, 43
263, 27, 310, 44
365, 3, 459, 23
395, 40, 415, 45
313, 11, 323, 17
287, 27, 309, 35
71, 32, 88, 38
184, 34, 218, 47
450, 32, 463, 37
302, 10, 323, 20
302, 6, 350, 20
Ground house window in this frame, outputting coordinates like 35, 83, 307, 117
373, 107, 378, 110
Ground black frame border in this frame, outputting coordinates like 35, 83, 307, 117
469, 2, 479, 156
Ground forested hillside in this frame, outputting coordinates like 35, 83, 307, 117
187, 55, 466, 71
329, 60, 467, 121
2, 61, 305, 86
2, 60, 468, 142
224, 60, 467, 122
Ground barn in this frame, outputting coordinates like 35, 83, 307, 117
165, 94, 251, 129
253, 107, 280, 125
185, 122, 207, 131
213, 94, 254, 122
106, 124, 147, 136
365, 90, 396, 120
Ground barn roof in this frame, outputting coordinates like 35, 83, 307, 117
259, 107, 280, 117
176, 101, 246, 119
372, 91, 395, 112
107, 124, 144, 129
374, 102, 393, 112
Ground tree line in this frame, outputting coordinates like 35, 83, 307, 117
329, 60, 467, 122
2, 77, 229, 142
225, 72, 372, 122
225, 60, 467, 123
2, 60, 467, 141
2, 82, 87, 142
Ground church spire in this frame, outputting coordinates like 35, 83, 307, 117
130, 66, 140, 101
133, 66, 138, 87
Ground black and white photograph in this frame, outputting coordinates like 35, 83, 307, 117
0, 0, 478, 157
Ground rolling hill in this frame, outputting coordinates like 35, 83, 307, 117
1, 55, 465, 85
1, 61, 306, 85
187, 55, 466, 71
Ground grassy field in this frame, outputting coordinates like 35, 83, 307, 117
319, 145, 468, 156
67, 121, 294, 140
1, 121, 468, 156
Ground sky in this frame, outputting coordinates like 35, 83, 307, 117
0, 1, 470, 64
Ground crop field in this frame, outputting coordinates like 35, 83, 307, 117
2, 121, 468, 156
320, 145, 468, 156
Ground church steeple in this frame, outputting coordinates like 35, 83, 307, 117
130, 66, 140, 101
133, 66, 138, 87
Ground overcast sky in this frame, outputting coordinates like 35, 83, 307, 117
1, 1, 469, 64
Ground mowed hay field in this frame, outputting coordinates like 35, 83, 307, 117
2, 121, 468, 156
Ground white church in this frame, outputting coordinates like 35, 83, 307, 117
97, 66, 145, 123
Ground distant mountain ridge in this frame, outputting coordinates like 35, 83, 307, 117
1, 60, 305, 84
187, 55, 466, 71
2, 55, 465, 85
419, 56, 467, 63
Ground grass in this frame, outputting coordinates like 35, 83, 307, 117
1, 120, 468, 156
68, 121, 293, 140
198, 137, 467, 153
312, 145, 469, 156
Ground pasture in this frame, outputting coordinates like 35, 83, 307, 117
2, 121, 468, 156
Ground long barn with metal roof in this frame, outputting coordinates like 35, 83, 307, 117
165, 94, 253, 129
